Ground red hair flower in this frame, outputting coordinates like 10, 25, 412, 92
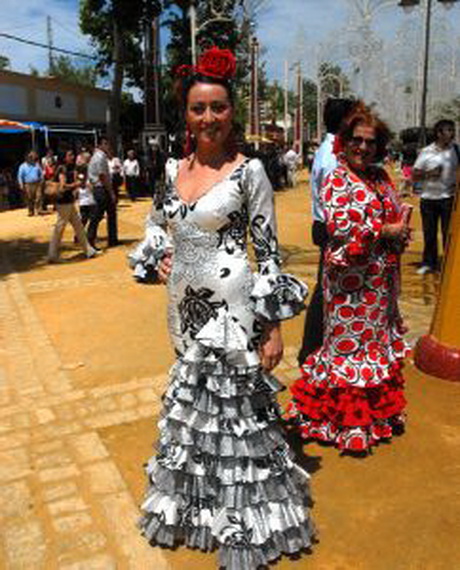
196, 47, 236, 79
174, 64, 193, 78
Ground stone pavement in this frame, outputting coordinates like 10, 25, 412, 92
0, 172, 459, 570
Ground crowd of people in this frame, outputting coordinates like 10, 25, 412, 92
1, 141, 168, 263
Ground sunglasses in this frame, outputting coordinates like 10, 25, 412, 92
349, 136, 377, 147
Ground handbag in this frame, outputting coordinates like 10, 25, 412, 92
44, 180, 64, 201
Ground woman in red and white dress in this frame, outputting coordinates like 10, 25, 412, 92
287, 102, 413, 453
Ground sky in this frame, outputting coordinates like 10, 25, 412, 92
1, 0, 460, 88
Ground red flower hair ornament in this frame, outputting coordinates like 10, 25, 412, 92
333, 135, 345, 156
174, 47, 237, 80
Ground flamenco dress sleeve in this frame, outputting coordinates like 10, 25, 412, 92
246, 159, 308, 321
127, 178, 172, 283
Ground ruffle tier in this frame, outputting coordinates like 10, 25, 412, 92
139, 351, 315, 568
140, 510, 315, 569
286, 379, 406, 452
287, 338, 409, 453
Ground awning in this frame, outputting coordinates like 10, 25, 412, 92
0, 120, 43, 134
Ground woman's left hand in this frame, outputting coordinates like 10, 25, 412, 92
258, 322, 283, 371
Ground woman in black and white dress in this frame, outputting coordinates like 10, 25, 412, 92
130, 47, 315, 569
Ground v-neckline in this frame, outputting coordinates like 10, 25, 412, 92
173, 157, 250, 206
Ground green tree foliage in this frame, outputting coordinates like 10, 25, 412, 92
0, 55, 10, 70
303, 78, 318, 137
162, 1, 264, 134
49, 55, 98, 87
79, 0, 161, 146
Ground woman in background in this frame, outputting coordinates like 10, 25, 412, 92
287, 102, 412, 454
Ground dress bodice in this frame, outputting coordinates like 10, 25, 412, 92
129, 156, 308, 360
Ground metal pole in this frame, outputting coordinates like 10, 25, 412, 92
284, 60, 289, 144
254, 38, 260, 150
46, 15, 54, 70
299, 65, 304, 163
316, 75, 322, 142
190, 1, 197, 65
144, 0, 154, 127
152, 15, 161, 125
294, 63, 302, 155
419, 0, 433, 147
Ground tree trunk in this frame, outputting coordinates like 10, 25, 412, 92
108, 17, 124, 152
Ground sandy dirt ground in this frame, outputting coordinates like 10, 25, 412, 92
0, 170, 459, 570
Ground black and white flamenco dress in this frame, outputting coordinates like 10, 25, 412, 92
129, 157, 316, 569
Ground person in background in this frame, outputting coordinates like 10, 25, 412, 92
76, 146, 92, 169
87, 137, 118, 248
287, 101, 412, 454
41, 148, 57, 211
123, 149, 141, 201
413, 119, 459, 275
41, 148, 56, 177
76, 171, 96, 231
109, 152, 123, 202
297, 98, 355, 365
283, 146, 300, 187
145, 140, 166, 198
41, 148, 53, 166
0, 168, 8, 211
47, 151, 100, 263
17, 151, 44, 216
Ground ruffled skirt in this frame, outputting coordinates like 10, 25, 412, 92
139, 355, 315, 569
286, 338, 410, 453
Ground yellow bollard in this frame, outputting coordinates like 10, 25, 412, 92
414, 167, 460, 381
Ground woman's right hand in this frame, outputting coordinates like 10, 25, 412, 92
382, 219, 411, 245
158, 252, 173, 283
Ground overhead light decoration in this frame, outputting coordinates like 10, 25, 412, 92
398, 0, 419, 13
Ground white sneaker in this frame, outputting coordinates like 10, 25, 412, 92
416, 265, 433, 275
87, 249, 103, 259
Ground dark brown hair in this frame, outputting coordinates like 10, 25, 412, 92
176, 73, 234, 110
433, 119, 455, 139
338, 101, 391, 162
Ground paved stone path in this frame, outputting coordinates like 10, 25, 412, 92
0, 245, 171, 568
1, 174, 458, 570
0, 243, 307, 569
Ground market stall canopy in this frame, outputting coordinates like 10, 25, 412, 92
0, 120, 43, 134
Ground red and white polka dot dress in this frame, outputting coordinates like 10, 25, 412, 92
287, 164, 410, 453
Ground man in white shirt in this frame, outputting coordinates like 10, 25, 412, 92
298, 98, 355, 365
87, 137, 118, 248
413, 119, 459, 274
123, 149, 141, 201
